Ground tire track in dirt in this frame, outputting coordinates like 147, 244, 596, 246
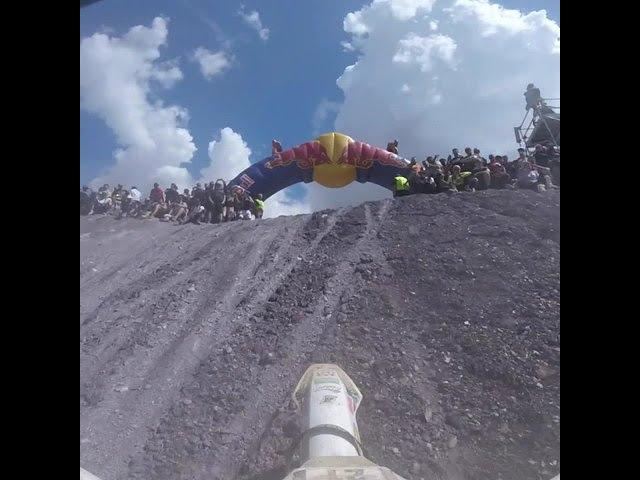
81, 217, 307, 479
81, 210, 351, 480
133, 203, 393, 480
81, 190, 560, 480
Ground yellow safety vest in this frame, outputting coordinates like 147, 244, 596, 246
452, 171, 472, 187
254, 199, 265, 211
394, 176, 409, 191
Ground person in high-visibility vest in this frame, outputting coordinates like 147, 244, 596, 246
448, 165, 475, 191
393, 174, 411, 197
254, 193, 265, 219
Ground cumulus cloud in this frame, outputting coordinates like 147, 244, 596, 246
300, 0, 559, 212
305, 182, 390, 211
200, 127, 251, 182
261, 0, 559, 216
238, 6, 270, 41
340, 41, 356, 52
196, 126, 391, 217
192, 47, 231, 80
80, 17, 196, 193
312, 100, 341, 136
197, 128, 311, 218
392, 33, 458, 72
385, 0, 437, 20
264, 190, 312, 218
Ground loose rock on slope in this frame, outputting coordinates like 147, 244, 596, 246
80, 190, 560, 480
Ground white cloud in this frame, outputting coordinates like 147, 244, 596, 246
346, 0, 436, 32
199, 127, 252, 182
264, 190, 312, 218
81, 17, 196, 193
384, 0, 437, 20
344, 11, 369, 36
238, 6, 270, 41
192, 47, 231, 80
150, 60, 183, 88
197, 128, 312, 218
340, 41, 356, 52
392, 33, 458, 72
305, 182, 391, 212
446, 0, 559, 38
312, 100, 341, 136
333, 0, 559, 169
265, 181, 390, 219
271, 0, 560, 215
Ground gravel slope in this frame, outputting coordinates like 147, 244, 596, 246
80, 189, 560, 480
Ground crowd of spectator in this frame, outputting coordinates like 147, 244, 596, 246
391, 142, 560, 197
80, 141, 559, 224
80, 179, 264, 224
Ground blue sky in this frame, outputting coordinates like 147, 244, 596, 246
80, 0, 559, 215
80, 0, 369, 184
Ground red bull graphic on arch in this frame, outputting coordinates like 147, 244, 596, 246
228, 132, 412, 200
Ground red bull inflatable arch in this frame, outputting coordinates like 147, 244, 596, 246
228, 132, 412, 200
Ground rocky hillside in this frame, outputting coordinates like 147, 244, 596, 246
80, 190, 560, 480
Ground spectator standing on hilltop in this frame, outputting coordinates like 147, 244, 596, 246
165, 183, 179, 204
457, 147, 482, 173
447, 148, 462, 165
393, 172, 411, 197
210, 180, 227, 224
203, 182, 216, 223
254, 194, 265, 219
474, 148, 487, 166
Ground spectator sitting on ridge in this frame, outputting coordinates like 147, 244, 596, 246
489, 156, 512, 189
143, 183, 166, 219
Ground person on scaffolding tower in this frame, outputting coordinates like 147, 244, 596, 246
525, 83, 555, 115
525, 83, 542, 111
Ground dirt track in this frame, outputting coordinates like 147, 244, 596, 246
80, 190, 560, 480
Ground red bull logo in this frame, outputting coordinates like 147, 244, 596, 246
265, 141, 331, 170
264, 132, 410, 189
266, 137, 407, 171
339, 141, 408, 169
238, 174, 255, 190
